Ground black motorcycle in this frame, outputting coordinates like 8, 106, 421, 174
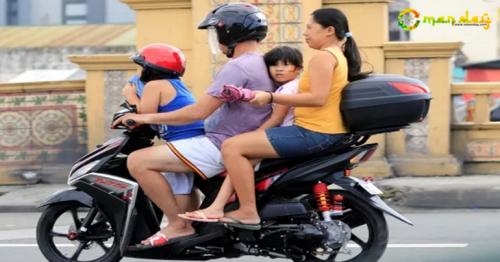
36, 74, 430, 262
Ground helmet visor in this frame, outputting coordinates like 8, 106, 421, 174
207, 27, 221, 55
130, 54, 146, 67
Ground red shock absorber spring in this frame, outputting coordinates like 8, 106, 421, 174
313, 182, 331, 211
332, 194, 344, 212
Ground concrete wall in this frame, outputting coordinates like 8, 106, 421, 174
0, 46, 135, 82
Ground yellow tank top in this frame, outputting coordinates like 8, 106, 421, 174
294, 47, 349, 134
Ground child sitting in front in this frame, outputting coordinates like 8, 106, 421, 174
178, 46, 303, 222
122, 44, 204, 214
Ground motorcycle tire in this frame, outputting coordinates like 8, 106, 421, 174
36, 201, 122, 262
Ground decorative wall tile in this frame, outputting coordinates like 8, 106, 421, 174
466, 141, 500, 161
0, 111, 31, 148
31, 109, 75, 146
404, 59, 430, 154
104, 71, 128, 140
0, 90, 87, 168
210, 0, 303, 75
405, 119, 429, 155
404, 59, 430, 84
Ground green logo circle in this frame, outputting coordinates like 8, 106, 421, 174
398, 8, 420, 31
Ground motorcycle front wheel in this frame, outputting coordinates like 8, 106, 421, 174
36, 201, 122, 262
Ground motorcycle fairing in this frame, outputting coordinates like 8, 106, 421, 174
38, 188, 93, 208
268, 144, 378, 190
69, 136, 128, 178
324, 172, 414, 226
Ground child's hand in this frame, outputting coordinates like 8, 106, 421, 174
111, 113, 144, 129
122, 83, 136, 97
249, 91, 272, 106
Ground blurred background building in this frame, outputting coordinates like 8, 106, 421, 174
0, 0, 134, 25
2, 0, 500, 83
0, 0, 136, 83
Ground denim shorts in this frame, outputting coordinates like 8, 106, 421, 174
265, 125, 346, 158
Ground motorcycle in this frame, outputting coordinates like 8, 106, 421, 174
37, 71, 434, 262
35, 101, 414, 262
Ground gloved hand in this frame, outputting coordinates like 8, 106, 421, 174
220, 84, 256, 102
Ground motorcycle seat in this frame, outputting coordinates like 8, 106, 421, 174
256, 140, 354, 177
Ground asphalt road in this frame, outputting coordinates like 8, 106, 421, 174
0, 209, 499, 262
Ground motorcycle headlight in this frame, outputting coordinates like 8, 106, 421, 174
69, 160, 100, 183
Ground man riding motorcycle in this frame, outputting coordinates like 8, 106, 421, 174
113, 2, 274, 249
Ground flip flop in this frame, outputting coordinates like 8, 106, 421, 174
130, 232, 195, 251
178, 210, 221, 222
220, 216, 262, 230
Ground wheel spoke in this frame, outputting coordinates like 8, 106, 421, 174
51, 231, 68, 238
351, 233, 367, 249
70, 242, 85, 260
96, 240, 110, 252
70, 208, 82, 229
80, 207, 99, 229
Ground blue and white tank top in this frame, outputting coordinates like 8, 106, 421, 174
128, 75, 204, 141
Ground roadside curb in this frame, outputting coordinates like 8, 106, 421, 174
376, 175, 500, 209
0, 185, 69, 213
1, 175, 500, 212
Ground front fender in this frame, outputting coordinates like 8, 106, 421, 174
326, 172, 414, 226
39, 188, 93, 208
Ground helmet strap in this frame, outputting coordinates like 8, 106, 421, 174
225, 43, 237, 58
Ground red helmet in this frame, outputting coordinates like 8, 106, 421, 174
131, 43, 186, 77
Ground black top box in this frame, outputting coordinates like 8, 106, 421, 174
341, 74, 431, 134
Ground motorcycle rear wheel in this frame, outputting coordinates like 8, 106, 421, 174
295, 190, 388, 262
36, 201, 122, 262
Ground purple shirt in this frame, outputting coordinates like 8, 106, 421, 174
205, 52, 274, 148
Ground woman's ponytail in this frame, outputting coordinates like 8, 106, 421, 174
312, 8, 370, 81
343, 35, 369, 81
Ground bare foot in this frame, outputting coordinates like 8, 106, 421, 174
141, 223, 195, 245
184, 207, 224, 220
222, 209, 260, 225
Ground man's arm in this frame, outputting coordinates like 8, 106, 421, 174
121, 94, 223, 126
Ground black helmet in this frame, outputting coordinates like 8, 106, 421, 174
198, 3, 268, 57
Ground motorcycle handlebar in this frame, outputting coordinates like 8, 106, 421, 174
125, 119, 136, 127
